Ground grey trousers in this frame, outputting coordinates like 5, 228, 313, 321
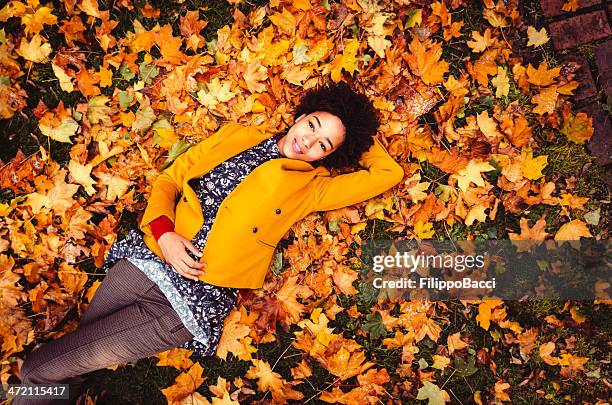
12, 259, 194, 405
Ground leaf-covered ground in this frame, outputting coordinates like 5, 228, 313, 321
0, 0, 610, 403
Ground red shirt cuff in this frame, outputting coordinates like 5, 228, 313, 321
150, 215, 174, 241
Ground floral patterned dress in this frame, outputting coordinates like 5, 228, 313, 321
103, 136, 282, 356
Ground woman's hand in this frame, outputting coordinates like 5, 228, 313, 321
157, 232, 207, 281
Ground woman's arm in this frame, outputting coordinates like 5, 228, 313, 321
312, 136, 404, 212
139, 122, 241, 232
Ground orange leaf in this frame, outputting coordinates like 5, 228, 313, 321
405, 37, 449, 85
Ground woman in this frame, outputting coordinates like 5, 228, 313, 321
15, 80, 404, 404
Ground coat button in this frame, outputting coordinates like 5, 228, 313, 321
252, 227, 258, 233
183, 196, 187, 202
275, 208, 281, 214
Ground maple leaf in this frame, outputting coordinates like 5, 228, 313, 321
87, 95, 112, 125
526, 62, 560, 86
520, 147, 547, 180
526, 26, 549, 47
494, 380, 511, 402
161, 363, 206, 403
16, 34, 52, 63
330, 39, 360, 83
539, 342, 559, 365
416, 381, 450, 405
531, 85, 558, 115
476, 299, 503, 330
560, 111, 594, 144
246, 359, 304, 402
68, 160, 96, 195
332, 263, 358, 295
450, 160, 496, 192
509, 217, 549, 240
216, 309, 254, 361
405, 37, 448, 85
39, 115, 79, 143
51, 63, 74, 92
491, 66, 509, 98
97, 66, 113, 87
431, 1, 451, 27
477, 111, 502, 139
22, 6, 57, 37
467, 29, 494, 53
447, 332, 468, 354
268, 7, 296, 36
155, 347, 194, 370
243, 60, 268, 93
554, 219, 592, 240
156, 24, 187, 66
468, 49, 498, 86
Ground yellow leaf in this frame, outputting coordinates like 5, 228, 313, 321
467, 29, 493, 53
96, 172, 131, 200
526, 26, 549, 47
39, 115, 79, 143
414, 220, 435, 239
465, 204, 488, 226
569, 305, 587, 324
527, 62, 560, 86
432, 355, 451, 370
16, 34, 52, 62
161, 363, 205, 403
292, 0, 311, 11
51, 63, 74, 92
216, 309, 253, 361
450, 160, 496, 192
491, 66, 509, 98
531, 85, 558, 115
539, 342, 559, 365
476, 299, 503, 330
447, 332, 468, 354
269, 8, 295, 36
520, 147, 547, 180
22, 6, 57, 36
97, 66, 113, 87
68, 160, 97, 195
561, 111, 594, 144
483, 8, 509, 27
243, 60, 268, 93
477, 110, 503, 138
494, 380, 511, 402
554, 219, 592, 240
330, 39, 359, 83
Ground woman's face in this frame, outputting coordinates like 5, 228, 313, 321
276, 111, 346, 162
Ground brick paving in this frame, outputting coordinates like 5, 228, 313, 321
541, 0, 600, 17
539, 0, 611, 172
549, 10, 611, 49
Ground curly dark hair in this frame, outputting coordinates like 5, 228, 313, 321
293, 80, 380, 170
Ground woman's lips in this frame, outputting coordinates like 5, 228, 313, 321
292, 138, 302, 154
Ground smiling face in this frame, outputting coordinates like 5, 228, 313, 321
276, 111, 346, 162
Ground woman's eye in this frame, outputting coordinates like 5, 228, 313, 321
320, 142, 326, 151
309, 121, 314, 130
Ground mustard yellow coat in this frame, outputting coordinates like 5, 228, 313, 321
140, 122, 404, 289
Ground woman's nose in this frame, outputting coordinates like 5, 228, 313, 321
302, 135, 314, 149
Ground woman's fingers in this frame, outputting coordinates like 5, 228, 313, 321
183, 240, 203, 258
174, 260, 200, 281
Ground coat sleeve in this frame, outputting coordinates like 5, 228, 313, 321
139, 122, 241, 233
312, 136, 404, 212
